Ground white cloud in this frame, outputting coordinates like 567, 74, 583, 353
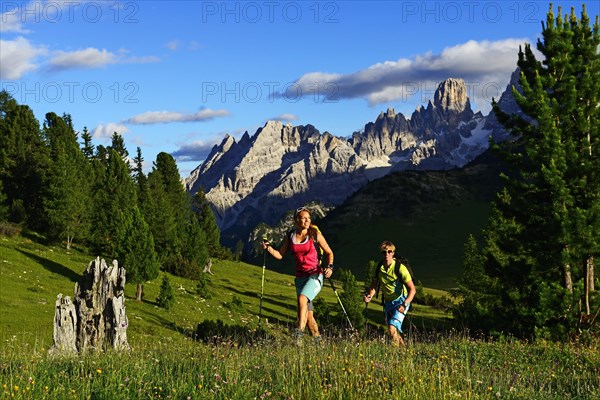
165, 40, 202, 51
126, 108, 230, 124
123, 55, 161, 64
171, 140, 218, 162
272, 113, 298, 122
289, 38, 530, 112
165, 40, 180, 51
45, 47, 160, 71
0, 36, 46, 79
49, 48, 117, 70
188, 41, 201, 51
92, 122, 130, 139
0, 6, 29, 33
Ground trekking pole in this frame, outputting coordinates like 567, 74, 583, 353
258, 236, 268, 329
326, 277, 354, 331
364, 302, 369, 335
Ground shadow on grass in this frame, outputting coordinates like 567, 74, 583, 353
221, 283, 294, 310
189, 319, 276, 346
20, 230, 50, 246
141, 310, 188, 336
18, 249, 80, 282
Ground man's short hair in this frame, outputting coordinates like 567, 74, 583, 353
380, 241, 396, 253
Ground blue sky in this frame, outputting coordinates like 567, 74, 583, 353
2, 1, 598, 177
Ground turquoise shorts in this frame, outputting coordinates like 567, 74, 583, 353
383, 297, 410, 333
295, 273, 323, 302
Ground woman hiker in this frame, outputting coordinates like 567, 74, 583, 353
262, 207, 334, 342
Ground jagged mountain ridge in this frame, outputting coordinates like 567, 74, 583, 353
185, 76, 517, 236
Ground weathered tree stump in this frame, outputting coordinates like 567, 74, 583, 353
49, 257, 129, 354
48, 294, 77, 354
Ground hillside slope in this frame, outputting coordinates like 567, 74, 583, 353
0, 233, 452, 346
318, 150, 506, 289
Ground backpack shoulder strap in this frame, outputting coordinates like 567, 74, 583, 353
395, 256, 414, 282
374, 261, 383, 298
395, 259, 402, 281
313, 225, 326, 265
309, 225, 320, 242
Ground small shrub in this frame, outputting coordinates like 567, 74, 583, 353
416, 284, 452, 310
157, 275, 175, 310
223, 294, 243, 310
0, 221, 22, 237
162, 255, 201, 280
194, 319, 269, 345
197, 271, 212, 299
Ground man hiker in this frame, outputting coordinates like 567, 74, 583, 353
363, 240, 416, 346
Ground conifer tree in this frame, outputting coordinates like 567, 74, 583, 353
458, 4, 599, 339
0, 91, 48, 229
454, 235, 499, 333
181, 217, 209, 277
146, 152, 195, 271
0, 180, 8, 221
109, 132, 129, 160
42, 112, 90, 248
191, 189, 221, 257
80, 126, 94, 159
121, 206, 159, 301
145, 165, 181, 261
157, 275, 175, 310
338, 268, 366, 331
133, 147, 148, 205
90, 148, 138, 257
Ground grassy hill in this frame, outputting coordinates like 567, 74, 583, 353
0, 231, 452, 348
320, 151, 505, 289
2, 231, 598, 400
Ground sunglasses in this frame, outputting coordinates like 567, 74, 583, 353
294, 207, 310, 218
381, 249, 394, 254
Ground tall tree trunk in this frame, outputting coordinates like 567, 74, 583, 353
589, 256, 595, 292
563, 262, 573, 293
136, 283, 143, 301
585, 256, 594, 315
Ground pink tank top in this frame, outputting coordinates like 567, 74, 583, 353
289, 231, 321, 277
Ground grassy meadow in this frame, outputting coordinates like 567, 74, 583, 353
1, 233, 599, 399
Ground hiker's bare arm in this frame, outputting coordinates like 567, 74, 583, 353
404, 279, 417, 305
317, 233, 334, 266
363, 275, 379, 303
264, 237, 288, 260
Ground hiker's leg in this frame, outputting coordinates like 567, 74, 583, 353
384, 298, 408, 346
297, 294, 309, 331
388, 325, 404, 346
307, 310, 320, 336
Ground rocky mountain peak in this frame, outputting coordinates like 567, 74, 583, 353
185, 73, 517, 244
434, 78, 469, 112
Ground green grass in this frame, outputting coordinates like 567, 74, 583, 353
2, 332, 598, 399
0, 233, 449, 347
2, 233, 598, 399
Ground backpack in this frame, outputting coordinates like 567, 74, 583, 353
374, 255, 414, 300
288, 224, 324, 265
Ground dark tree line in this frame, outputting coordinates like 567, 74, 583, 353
456, 4, 599, 340
0, 92, 224, 299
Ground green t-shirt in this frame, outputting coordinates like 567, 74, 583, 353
378, 260, 412, 302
